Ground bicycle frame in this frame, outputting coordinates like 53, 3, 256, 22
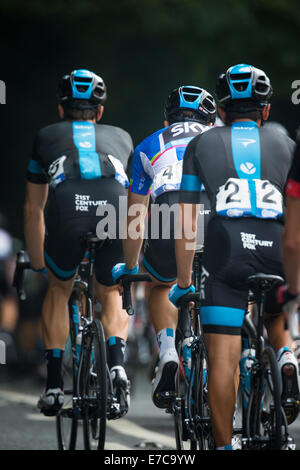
239, 274, 292, 450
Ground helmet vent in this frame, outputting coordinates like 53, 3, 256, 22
202, 97, 215, 112
232, 82, 249, 92
75, 84, 90, 93
230, 73, 251, 80
184, 94, 198, 102
74, 76, 93, 83
182, 87, 202, 102
256, 82, 269, 93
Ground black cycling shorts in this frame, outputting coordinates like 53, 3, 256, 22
143, 190, 211, 283
200, 216, 285, 335
44, 178, 127, 285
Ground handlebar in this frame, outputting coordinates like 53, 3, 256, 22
13, 250, 31, 301
177, 292, 200, 308
119, 273, 152, 315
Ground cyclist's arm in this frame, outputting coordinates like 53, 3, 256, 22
175, 202, 198, 288
24, 182, 48, 270
282, 195, 300, 295
122, 143, 152, 269
123, 191, 150, 270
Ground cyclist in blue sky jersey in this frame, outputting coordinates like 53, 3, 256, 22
112, 86, 216, 408
169, 64, 299, 449
25, 69, 133, 416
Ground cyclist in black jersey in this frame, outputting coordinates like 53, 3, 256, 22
25, 69, 133, 416
112, 86, 215, 409
281, 137, 300, 312
170, 64, 299, 449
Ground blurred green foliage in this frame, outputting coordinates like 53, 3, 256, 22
0, 0, 299, 237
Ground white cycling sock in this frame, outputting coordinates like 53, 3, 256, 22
277, 346, 292, 361
157, 328, 176, 359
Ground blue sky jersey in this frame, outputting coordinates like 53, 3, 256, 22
130, 121, 211, 201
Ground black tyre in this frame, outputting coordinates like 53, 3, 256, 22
56, 299, 80, 450
173, 338, 185, 450
81, 319, 108, 450
190, 339, 214, 450
246, 346, 283, 449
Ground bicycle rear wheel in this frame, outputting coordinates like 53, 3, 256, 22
81, 319, 108, 450
56, 299, 80, 450
173, 337, 186, 450
190, 339, 214, 450
246, 346, 284, 450
56, 342, 78, 450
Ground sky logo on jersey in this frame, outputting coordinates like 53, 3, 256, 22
79, 141, 93, 148
240, 162, 256, 175
237, 138, 256, 148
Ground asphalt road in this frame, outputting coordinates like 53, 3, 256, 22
0, 366, 299, 451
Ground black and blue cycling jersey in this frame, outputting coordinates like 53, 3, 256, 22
26, 120, 133, 282
27, 121, 133, 188
180, 120, 295, 221
179, 120, 295, 335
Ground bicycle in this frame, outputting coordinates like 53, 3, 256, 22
14, 238, 153, 451
14, 237, 110, 450
170, 250, 215, 450
234, 273, 296, 450
55, 233, 112, 451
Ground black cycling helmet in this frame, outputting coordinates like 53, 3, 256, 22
57, 69, 107, 109
216, 63, 272, 109
164, 86, 216, 125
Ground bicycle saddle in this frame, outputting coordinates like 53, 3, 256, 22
80, 232, 110, 247
246, 273, 284, 292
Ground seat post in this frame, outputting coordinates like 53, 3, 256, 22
87, 239, 96, 302
256, 289, 266, 360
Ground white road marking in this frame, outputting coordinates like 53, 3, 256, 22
0, 389, 37, 406
0, 387, 176, 449
107, 418, 176, 449
26, 413, 55, 422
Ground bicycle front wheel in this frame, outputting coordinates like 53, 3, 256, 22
81, 319, 108, 450
190, 340, 214, 450
246, 346, 284, 450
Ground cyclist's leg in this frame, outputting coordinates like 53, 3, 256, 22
147, 278, 177, 336
200, 217, 256, 448
38, 259, 79, 415
264, 286, 300, 424
204, 331, 241, 447
40, 189, 87, 414
144, 190, 179, 344
94, 237, 130, 412
143, 234, 179, 407
94, 281, 129, 351
42, 270, 75, 351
